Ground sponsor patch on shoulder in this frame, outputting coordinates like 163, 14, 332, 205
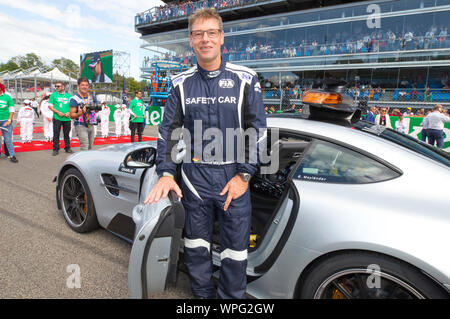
119, 163, 136, 174
254, 82, 261, 92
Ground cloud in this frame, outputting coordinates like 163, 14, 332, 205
0, 13, 89, 65
77, 0, 164, 25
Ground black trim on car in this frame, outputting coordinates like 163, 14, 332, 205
140, 191, 185, 299
253, 184, 300, 274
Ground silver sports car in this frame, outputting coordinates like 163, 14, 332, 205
55, 96, 450, 299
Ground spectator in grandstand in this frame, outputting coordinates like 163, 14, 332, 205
423, 104, 450, 149
403, 107, 414, 117
375, 107, 391, 128
395, 114, 408, 134
424, 86, 432, 102
416, 108, 426, 117
365, 106, 377, 123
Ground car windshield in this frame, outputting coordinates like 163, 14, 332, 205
353, 121, 450, 168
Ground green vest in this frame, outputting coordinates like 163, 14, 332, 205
129, 98, 145, 123
0, 93, 14, 121
49, 92, 71, 121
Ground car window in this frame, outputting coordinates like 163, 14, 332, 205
353, 121, 450, 167
294, 141, 400, 184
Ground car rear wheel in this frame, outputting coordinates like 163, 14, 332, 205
298, 252, 448, 299
60, 168, 99, 233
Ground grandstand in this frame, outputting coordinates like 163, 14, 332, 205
135, 0, 450, 109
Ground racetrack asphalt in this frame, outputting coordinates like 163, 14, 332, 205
0, 118, 192, 299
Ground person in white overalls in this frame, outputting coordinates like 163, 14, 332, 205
121, 104, 131, 136
17, 99, 35, 143
40, 92, 53, 142
99, 102, 110, 138
113, 104, 123, 137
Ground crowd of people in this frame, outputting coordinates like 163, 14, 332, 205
0, 78, 148, 163
136, 0, 256, 25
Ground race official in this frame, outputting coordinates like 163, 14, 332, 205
145, 9, 267, 299
121, 104, 131, 136
48, 81, 72, 155
129, 91, 146, 142
0, 83, 18, 163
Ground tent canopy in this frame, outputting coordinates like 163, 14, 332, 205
1, 67, 77, 83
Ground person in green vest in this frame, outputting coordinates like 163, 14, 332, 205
0, 83, 18, 163
48, 81, 73, 156
129, 90, 147, 142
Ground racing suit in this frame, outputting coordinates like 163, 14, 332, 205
40, 100, 53, 141
113, 106, 122, 137
99, 105, 110, 138
121, 106, 131, 136
17, 105, 35, 143
156, 59, 267, 299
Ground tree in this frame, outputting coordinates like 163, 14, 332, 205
0, 60, 19, 72
52, 57, 79, 77
12, 53, 46, 70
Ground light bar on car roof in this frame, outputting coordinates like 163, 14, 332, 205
302, 91, 343, 106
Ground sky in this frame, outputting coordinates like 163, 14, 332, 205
0, 0, 163, 80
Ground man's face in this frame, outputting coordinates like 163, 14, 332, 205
189, 18, 224, 66
136, 91, 142, 99
55, 83, 65, 93
79, 81, 89, 95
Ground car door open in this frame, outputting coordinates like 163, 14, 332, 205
128, 191, 185, 299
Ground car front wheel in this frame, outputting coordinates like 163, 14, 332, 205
298, 252, 448, 299
60, 168, 99, 233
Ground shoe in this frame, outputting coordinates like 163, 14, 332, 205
52, 150, 59, 156
65, 149, 74, 154
10, 156, 18, 163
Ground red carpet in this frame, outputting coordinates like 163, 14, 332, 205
12, 136, 157, 153
13, 126, 44, 135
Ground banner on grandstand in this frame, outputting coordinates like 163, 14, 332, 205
388, 116, 450, 152
147, 106, 163, 126
80, 50, 113, 84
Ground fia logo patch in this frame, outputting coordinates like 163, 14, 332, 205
219, 79, 235, 89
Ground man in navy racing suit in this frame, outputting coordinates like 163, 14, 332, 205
145, 8, 267, 299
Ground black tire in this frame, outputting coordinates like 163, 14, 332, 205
60, 168, 99, 233
298, 251, 448, 299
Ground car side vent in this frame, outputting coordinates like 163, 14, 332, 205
101, 174, 119, 196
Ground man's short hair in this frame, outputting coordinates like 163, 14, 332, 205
188, 8, 223, 31
433, 104, 443, 111
135, 91, 141, 95
78, 77, 89, 86
55, 81, 64, 87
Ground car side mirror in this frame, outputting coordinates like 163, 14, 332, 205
124, 147, 156, 169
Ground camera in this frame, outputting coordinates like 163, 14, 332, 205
85, 103, 102, 112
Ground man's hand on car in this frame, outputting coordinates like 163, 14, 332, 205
144, 176, 183, 204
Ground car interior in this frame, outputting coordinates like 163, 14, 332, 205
211, 130, 312, 252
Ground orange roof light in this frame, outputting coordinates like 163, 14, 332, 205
302, 91, 343, 106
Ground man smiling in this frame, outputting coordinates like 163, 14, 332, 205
145, 8, 267, 299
